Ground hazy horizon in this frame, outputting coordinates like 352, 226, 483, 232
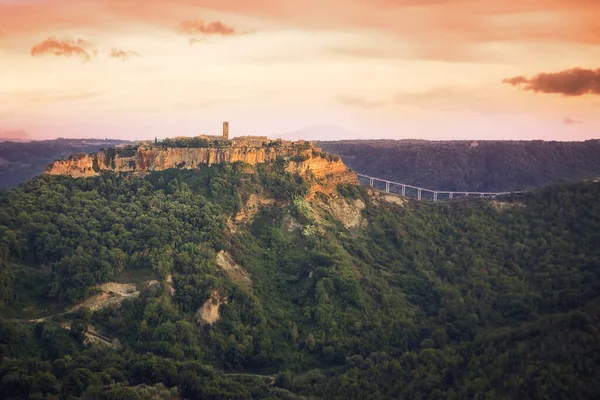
1, 124, 599, 144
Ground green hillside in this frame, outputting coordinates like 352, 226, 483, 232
1, 162, 599, 399
318, 139, 600, 192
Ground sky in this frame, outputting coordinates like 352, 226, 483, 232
0, 0, 599, 141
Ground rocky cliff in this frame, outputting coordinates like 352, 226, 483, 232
47, 146, 294, 177
286, 154, 358, 196
45, 143, 358, 195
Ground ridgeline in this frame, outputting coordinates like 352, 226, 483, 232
319, 139, 600, 192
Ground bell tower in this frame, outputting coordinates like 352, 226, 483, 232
222, 121, 229, 140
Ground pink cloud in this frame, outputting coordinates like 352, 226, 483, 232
31, 37, 94, 61
109, 48, 139, 61
504, 68, 600, 96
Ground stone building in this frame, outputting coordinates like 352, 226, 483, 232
231, 136, 270, 148
222, 121, 229, 140
196, 121, 230, 141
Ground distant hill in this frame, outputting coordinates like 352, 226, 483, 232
319, 139, 600, 192
0, 138, 133, 189
0, 138, 30, 143
0, 129, 31, 142
275, 125, 358, 141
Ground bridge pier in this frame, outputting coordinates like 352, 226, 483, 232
402, 185, 406, 197
433, 192, 438, 202
449, 193, 453, 199
385, 182, 390, 193
369, 178, 374, 187
417, 189, 422, 201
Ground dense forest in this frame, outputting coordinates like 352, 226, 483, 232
318, 139, 600, 192
1, 159, 599, 399
0, 139, 132, 189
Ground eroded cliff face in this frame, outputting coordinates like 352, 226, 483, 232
286, 155, 358, 197
47, 146, 303, 177
47, 154, 98, 177
45, 144, 358, 196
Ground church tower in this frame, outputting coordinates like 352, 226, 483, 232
223, 121, 229, 140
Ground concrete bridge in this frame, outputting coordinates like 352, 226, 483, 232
357, 174, 521, 201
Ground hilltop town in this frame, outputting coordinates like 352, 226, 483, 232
44, 122, 358, 197
130, 121, 307, 149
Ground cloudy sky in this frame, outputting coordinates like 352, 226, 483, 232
0, 0, 599, 141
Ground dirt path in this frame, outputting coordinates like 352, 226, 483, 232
57, 321, 114, 347
0, 310, 72, 324
0, 315, 116, 347
2, 281, 140, 324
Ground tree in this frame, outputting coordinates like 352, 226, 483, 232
33, 372, 59, 397
62, 368, 93, 398
70, 320, 88, 343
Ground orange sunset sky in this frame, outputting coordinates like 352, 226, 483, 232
0, 0, 599, 141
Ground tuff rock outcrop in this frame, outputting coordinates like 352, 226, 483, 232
45, 140, 358, 196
